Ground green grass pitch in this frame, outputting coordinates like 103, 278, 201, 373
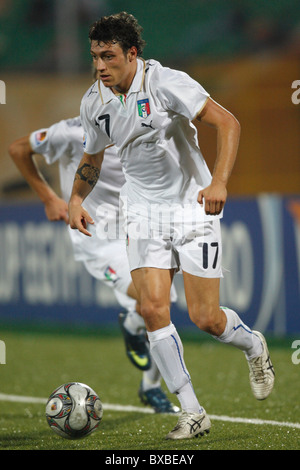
0, 325, 299, 451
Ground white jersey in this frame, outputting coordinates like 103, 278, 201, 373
29, 116, 126, 261
81, 59, 222, 224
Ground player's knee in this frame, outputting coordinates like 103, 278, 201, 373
140, 298, 169, 330
189, 302, 221, 335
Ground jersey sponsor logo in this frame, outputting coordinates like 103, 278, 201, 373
141, 120, 155, 130
87, 82, 98, 97
137, 98, 150, 118
145, 62, 154, 74
34, 131, 47, 146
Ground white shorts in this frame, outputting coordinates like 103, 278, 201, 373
126, 218, 223, 278
83, 238, 178, 307
83, 239, 137, 312
83, 239, 132, 296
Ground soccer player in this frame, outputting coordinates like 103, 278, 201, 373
8, 116, 179, 414
68, 12, 275, 440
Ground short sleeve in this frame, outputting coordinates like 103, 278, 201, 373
80, 95, 112, 155
155, 66, 210, 120
29, 121, 70, 165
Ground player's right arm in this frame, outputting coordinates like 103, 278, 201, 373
8, 135, 69, 223
71, 83, 111, 236
68, 150, 104, 237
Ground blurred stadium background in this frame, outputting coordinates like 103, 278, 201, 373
0, 0, 300, 336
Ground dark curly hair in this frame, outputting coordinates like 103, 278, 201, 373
89, 11, 146, 56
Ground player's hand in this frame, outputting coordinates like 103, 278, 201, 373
44, 196, 69, 224
68, 202, 94, 237
197, 181, 227, 215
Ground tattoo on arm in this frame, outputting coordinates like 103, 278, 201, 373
75, 163, 100, 190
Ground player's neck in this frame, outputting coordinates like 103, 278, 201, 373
111, 63, 137, 95
111, 87, 127, 96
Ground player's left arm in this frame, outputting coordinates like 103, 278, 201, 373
196, 97, 241, 215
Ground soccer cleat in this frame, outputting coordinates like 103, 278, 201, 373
248, 330, 275, 400
118, 312, 151, 371
165, 409, 211, 440
138, 382, 180, 414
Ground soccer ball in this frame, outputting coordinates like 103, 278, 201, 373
45, 382, 103, 439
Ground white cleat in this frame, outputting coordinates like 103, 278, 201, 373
165, 409, 211, 440
248, 331, 275, 400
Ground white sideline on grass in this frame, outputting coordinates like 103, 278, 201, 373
0, 392, 299, 430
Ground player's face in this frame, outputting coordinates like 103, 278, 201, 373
90, 40, 137, 94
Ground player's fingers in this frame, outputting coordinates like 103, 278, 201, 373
205, 199, 213, 215
213, 200, 222, 215
62, 212, 70, 225
86, 215, 94, 225
79, 222, 92, 237
197, 191, 204, 205
205, 199, 218, 215
205, 198, 225, 215
69, 215, 91, 236
80, 207, 94, 226
69, 204, 93, 235
217, 200, 225, 214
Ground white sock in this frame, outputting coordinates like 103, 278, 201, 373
215, 307, 263, 360
123, 310, 145, 335
147, 323, 202, 413
142, 361, 161, 391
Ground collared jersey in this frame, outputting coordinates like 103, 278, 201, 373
81, 59, 222, 223
29, 116, 125, 261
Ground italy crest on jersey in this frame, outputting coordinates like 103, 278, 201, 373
137, 98, 150, 118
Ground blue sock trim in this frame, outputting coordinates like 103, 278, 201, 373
233, 324, 253, 335
171, 334, 190, 382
